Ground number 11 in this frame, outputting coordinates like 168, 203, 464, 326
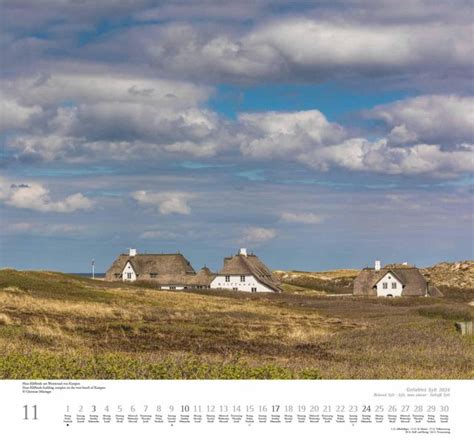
23, 405, 38, 420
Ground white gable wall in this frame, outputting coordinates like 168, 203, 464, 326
375, 272, 403, 297
122, 262, 137, 282
210, 275, 274, 293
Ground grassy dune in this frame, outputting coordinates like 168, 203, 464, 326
0, 269, 472, 379
274, 269, 358, 294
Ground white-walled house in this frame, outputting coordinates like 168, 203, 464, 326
105, 249, 202, 289
105, 248, 280, 293
374, 271, 404, 297
122, 261, 137, 282
210, 248, 282, 293
353, 260, 443, 297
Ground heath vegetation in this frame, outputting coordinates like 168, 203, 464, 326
0, 269, 472, 379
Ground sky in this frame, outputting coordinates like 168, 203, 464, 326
0, 0, 473, 273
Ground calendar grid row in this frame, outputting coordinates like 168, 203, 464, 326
63, 408, 450, 425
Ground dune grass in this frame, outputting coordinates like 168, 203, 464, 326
0, 270, 472, 379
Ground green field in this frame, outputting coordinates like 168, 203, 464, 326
0, 269, 472, 379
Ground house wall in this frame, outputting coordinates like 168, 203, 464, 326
210, 275, 274, 293
376, 272, 403, 297
122, 262, 136, 282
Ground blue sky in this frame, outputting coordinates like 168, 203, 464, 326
0, 0, 473, 272
209, 83, 411, 120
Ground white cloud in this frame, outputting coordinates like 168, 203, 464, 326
0, 178, 93, 213
2, 73, 228, 161
7, 87, 470, 178
5, 73, 209, 109
242, 226, 277, 243
133, 18, 472, 83
367, 95, 474, 145
298, 138, 474, 177
238, 104, 474, 178
280, 212, 324, 224
132, 191, 193, 215
0, 93, 41, 131
8, 107, 226, 161
239, 110, 345, 159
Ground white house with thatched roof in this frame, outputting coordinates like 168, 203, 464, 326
105, 248, 200, 289
353, 260, 443, 297
210, 248, 282, 293
105, 248, 279, 293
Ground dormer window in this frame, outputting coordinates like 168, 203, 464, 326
240, 275, 246, 282
150, 273, 158, 278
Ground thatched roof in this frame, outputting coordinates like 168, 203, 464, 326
218, 253, 282, 292
189, 266, 215, 286
105, 253, 196, 280
353, 265, 443, 296
427, 285, 444, 297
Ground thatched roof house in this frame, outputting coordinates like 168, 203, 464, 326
210, 248, 282, 293
353, 261, 442, 297
105, 249, 196, 288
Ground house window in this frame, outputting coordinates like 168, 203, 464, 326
240, 275, 246, 282
225, 275, 230, 282
392, 282, 397, 289
233, 287, 238, 291
150, 273, 157, 278
251, 287, 257, 293
382, 282, 388, 289
170, 286, 176, 290
127, 272, 132, 279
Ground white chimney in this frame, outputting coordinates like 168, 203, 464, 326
239, 248, 248, 257
402, 262, 408, 266
375, 260, 381, 271
129, 248, 137, 257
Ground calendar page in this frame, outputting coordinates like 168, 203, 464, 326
1, 0, 473, 441
0, 380, 472, 441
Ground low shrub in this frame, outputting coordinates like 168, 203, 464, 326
417, 305, 473, 321
353, 296, 441, 307
437, 286, 474, 302
0, 351, 322, 380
